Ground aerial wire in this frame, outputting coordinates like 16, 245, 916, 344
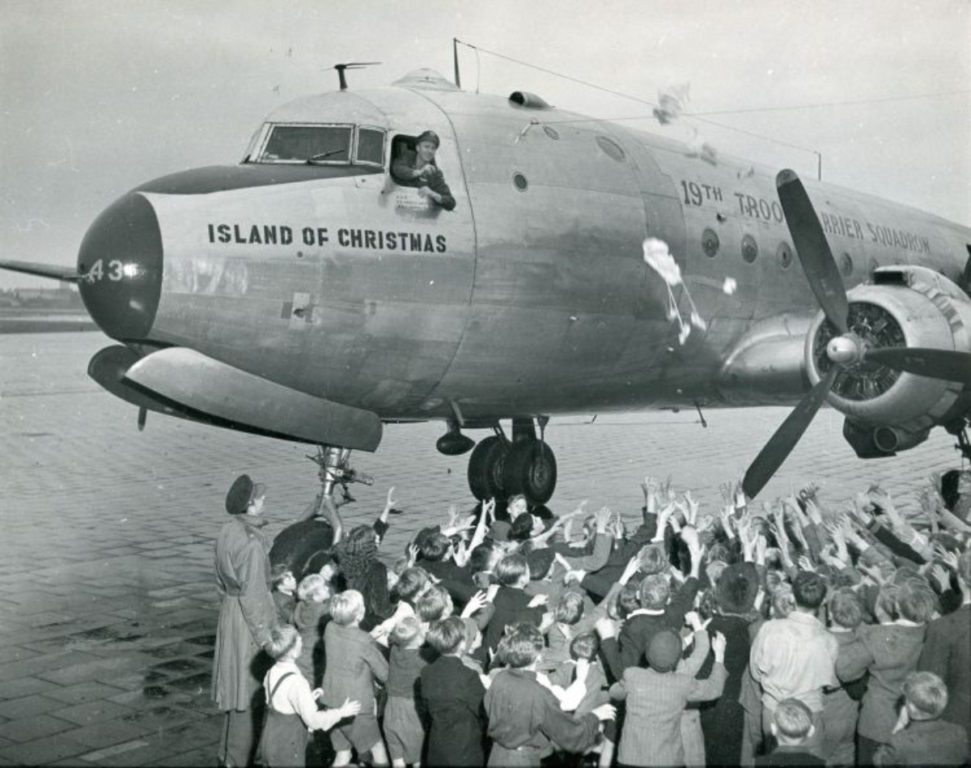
453, 38, 967, 171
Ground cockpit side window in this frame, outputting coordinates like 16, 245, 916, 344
357, 128, 386, 166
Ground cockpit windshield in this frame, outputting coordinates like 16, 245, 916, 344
247, 123, 386, 167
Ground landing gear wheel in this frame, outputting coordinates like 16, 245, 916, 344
269, 519, 336, 581
503, 440, 557, 504
467, 436, 509, 500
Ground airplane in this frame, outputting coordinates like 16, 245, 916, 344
3, 67, 971, 508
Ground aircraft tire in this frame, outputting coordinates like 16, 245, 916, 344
503, 440, 557, 504
467, 435, 508, 500
269, 518, 336, 581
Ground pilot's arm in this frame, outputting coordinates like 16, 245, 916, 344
420, 173, 456, 211
392, 148, 424, 183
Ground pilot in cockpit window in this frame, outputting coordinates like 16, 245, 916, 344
391, 130, 456, 211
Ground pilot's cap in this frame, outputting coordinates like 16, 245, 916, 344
226, 473, 267, 515
416, 130, 440, 148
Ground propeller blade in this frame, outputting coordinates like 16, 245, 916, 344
742, 367, 839, 499
776, 169, 849, 335
865, 347, 971, 384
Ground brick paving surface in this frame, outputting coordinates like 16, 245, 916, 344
0, 331, 963, 765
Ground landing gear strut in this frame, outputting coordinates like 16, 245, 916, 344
466, 417, 557, 504
269, 445, 372, 578
308, 445, 373, 505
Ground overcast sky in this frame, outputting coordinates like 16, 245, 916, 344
1, 0, 968, 288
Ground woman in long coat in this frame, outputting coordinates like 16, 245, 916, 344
212, 474, 278, 768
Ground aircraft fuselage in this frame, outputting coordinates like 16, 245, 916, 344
75, 71, 971, 429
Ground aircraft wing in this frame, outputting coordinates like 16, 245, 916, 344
0, 260, 80, 282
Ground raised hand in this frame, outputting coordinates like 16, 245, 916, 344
719, 481, 735, 506
594, 505, 612, 531
682, 491, 700, 526
929, 563, 951, 592
620, 555, 641, 585
719, 504, 736, 539
934, 544, 959, 571
711, 631, 727, 661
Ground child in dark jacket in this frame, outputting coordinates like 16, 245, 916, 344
873, 671, 968, 767
484, 623, 615, 767
271, 565, 297, 625
383, 617, 428, 768
483, 554, 550, 656
420, 616, 486, 767
292, 573, 331, 686
321, 589, 389, 768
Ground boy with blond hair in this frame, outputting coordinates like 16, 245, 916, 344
756, 697, 824, 767
874, 671, 967, 767
322, 590, 389, 767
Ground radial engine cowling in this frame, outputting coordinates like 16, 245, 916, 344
805, 266, 971, 457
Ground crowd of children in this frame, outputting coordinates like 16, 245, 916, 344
233, 469, 971, 767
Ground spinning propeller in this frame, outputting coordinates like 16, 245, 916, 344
741, 170, 971, 499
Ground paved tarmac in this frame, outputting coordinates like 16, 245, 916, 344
0, 331, 962, 766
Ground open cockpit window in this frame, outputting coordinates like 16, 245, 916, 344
248, 123, 386, 166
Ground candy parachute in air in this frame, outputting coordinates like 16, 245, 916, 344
642, 237, 707, 345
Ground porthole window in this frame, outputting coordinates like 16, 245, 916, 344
595, 136, 626, 161
543, 126, 560, 140
702, 228, 720, 258
741, 234, 758, 263
840, 252, 854, 276
513, 173, 528, 191
777, 241, 793, 269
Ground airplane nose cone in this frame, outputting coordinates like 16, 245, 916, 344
77, 192, 163, 340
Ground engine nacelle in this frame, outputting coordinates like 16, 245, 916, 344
805, 266, 971, 456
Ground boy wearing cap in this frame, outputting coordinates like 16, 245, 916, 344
609, 626, 727, 767
391, 130, 456, 211
213, 473, 278, 768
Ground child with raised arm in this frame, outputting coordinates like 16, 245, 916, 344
261, 625, 360, 768
322, 589, 390, 768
